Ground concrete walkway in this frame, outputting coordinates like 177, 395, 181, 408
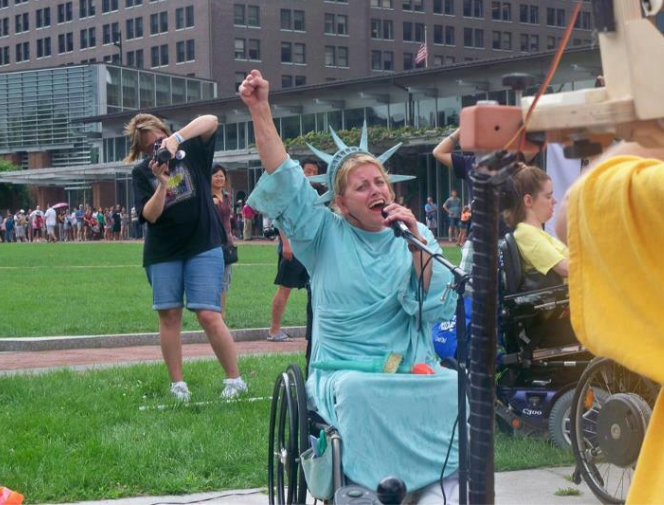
43, 466, 600, 505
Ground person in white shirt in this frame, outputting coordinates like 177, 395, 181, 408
44, 205, 58, 242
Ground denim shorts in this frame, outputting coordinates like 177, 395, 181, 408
145, 247, 224, 312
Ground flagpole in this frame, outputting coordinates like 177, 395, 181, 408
425, 25, 428, 68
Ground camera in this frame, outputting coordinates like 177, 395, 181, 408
152, 139, 172, 165
263, 226, 279, 240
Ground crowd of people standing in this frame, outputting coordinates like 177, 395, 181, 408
0, 203, 143, 243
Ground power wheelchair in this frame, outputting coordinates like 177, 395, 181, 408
494, 232, 591, 447
496, 232, 660, 504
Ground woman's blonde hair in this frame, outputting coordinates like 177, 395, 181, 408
123, 113, 171, 163
502, 163, 550, 228
333, 153, 395, 205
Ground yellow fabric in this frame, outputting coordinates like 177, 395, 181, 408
513, 222, 568, 275
567, 155, 664, 505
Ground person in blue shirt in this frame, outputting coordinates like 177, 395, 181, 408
241, 69, 460, 503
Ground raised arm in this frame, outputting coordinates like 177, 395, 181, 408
433, 128, 460, 168
239, 70, 288, 173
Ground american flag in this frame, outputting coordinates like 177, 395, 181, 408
415, 43, 428, 65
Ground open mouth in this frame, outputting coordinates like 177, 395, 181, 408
369, 199, 386, 212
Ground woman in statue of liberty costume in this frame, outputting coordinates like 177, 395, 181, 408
241, 70, 460, 503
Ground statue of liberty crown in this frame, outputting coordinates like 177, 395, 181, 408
306, 121, 415, 204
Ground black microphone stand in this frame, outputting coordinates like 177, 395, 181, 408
393, 226, 470, 505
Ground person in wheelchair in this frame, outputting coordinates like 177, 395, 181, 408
498, 163, 581, 381
503, 163, 569, 284
240, 70, 460, 503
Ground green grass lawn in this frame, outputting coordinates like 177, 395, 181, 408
0, 354, 572, 504
0, 242, 461, 338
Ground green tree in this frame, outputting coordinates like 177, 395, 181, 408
0, 159, 30, 212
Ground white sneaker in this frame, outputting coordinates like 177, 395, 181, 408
170, 381, 191, 401
221, 377, 248, 399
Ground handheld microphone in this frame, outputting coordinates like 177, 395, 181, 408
381, 207, 410, 238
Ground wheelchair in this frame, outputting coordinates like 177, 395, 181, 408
569, 357, 660, 504
494, 232, 592, 447
268, 363, 412, 505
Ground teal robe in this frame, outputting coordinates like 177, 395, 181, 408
248, 157, 459, 491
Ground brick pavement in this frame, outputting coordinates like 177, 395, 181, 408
0, 339, 307, 373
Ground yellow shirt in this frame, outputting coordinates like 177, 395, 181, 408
513, 222, 568, 275
568, 155, 664, 505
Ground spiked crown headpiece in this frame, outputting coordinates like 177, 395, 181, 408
306, 122, 414, 204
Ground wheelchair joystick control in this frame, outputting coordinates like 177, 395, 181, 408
377, 477, 407, 505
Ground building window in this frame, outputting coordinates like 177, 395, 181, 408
371, 49, 393, 70
15, 41, 29, 62
463, 0, 483, 18
235, 38, 246, 59
126, 48, 144, 68
325, 45, 348, 67
126, 17, 143, 40
37, 37, 51, 58
57, 32, 73, 53
175, 6, 194, 30
492, 30, 511, 50
403, 22, 425, 42
80, 27, 96, 48
36, 8, 51, 28
80, 0, 95, 18
282, 75, 293, 88
546, 36, 556, 50
547, 8, 566, 27
403, 52, 413, 70
574, 11, 591, 30
150, 11, 168, 35
235, 38, 260, 60
371, 19, 393, 40
324, 13, 348, 35
0, 18, 8, 37
402, 0, 424, 11
371, 0, 393, 8
103, 22, 119, 44
0, 46, 10, 66
491, 2, 511, 22
281, 41, 305, 64
281, 9, 305, 31
433, 0, 454, 15
14, 12, 28, 32
176, 39, 195, 63
150, 43, 168, 67
234, 4, 260, 28
57, 2, 73, 23
463, 27, 484, 48
126, 0, 143, 6
102, 0, 118, 13
295, 75, 306, 86
445, 25, 455, 45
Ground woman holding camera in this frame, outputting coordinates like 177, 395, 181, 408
125, 113, 246, 402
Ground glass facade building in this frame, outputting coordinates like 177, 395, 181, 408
0, 63, 217, 167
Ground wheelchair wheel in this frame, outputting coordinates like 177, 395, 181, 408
268, 364, 309, 505
548, 389, 575, 450
570, 358, 659, 504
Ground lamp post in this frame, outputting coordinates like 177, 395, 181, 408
112, 31, 123, 65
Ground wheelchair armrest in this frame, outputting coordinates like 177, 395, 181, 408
503, 283, 568, 302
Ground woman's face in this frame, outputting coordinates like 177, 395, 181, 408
335, 163, 391, 232
211, 170, 226, 190
528, 179, 556, 224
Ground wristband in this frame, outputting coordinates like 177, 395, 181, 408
173, 131, 185, 144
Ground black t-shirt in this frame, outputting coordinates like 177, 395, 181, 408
132, 135, 222, 267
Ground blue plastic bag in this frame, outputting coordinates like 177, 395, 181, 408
432, 296, 472, 359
